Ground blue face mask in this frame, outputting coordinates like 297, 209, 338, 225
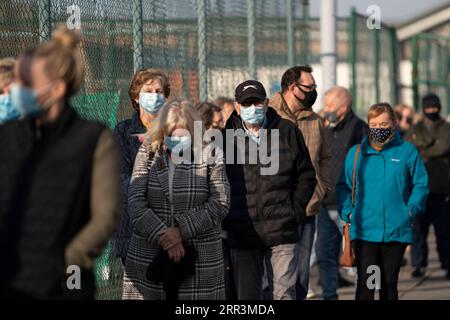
240, 104, 266, 125
164, 135, 192, 153
0, 94, 21, 123
10, 83, 50, 118
139, 93, 165, 115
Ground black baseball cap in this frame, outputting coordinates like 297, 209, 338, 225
234, 80, 267, 104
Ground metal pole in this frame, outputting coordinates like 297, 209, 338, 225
300, 0, 310, 64
38, 0, 51, 43
389, 27, 398, 105
320, 0, 337, 92
132, 0, 143, 73
411, 36, 419, 111
374, 26, 380, 102
197, 0, 207, 101
286, 0, 295, 66
247, 0, 256, 79
181, 33, 189, 99
349, 7, 357, 108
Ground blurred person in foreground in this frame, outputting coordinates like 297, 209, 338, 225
0, 57, 21, 123
0, 26, 121, 299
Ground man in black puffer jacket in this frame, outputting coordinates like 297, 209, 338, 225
222, 80, 317, 300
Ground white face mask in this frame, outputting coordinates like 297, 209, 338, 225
240, 104, 266, 125
139, 92, 165, 115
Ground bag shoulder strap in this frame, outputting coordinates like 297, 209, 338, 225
351, 144, 361, 206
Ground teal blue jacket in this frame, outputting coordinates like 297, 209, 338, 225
336, 132, 429, 243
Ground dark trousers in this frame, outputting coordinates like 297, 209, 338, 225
354, 240, 407, 300
411, 194, 450, 270
222, 239, 238, 300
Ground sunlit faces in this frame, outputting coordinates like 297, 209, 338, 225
368, 112, 394, 129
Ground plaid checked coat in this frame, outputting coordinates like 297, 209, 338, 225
122, 143, 230, 300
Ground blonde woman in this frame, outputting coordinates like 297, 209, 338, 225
0, 26, 120, 299
123, 100, 230, 300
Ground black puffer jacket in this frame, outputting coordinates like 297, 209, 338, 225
222, 107, 317, 248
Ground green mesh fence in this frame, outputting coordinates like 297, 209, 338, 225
1, 1, 401, 300
411, 34, 450, 117
349, 10, 398, 119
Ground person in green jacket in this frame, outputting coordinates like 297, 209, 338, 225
404, 93, 450, 280
337, 102, 429, 300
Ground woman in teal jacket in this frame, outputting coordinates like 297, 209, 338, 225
336, 102, 429, 300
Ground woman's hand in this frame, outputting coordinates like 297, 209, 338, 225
159, 227, 183, 250
167, 242, 185, 263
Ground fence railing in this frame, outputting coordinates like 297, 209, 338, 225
348, 7, 398, 119
411, 33, 450, 116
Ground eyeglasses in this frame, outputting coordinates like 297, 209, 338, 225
296, 83, 318, 91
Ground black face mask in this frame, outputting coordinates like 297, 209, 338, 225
296, 86, 318, 109
324, 111, 338, 123
369, 127, 392, 144
423, 111, 440, 122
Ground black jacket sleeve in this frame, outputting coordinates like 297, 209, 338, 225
290, 125, 317, 222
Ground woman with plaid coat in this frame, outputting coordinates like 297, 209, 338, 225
122, 100, 230, 300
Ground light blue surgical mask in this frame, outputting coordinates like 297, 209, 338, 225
139, 92, 165, 115
164, 135, 192, 153
240, 104, 266, 125
10, 83, 53, 118
0, 94, 21, 123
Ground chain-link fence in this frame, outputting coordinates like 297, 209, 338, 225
1, 0, 403, 299
411, 33, 450, 116
348, 8, 398, 119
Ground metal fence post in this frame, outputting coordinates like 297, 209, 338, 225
374, 26, 380, 103
286, 0, 295, 66
411, 36, 419, 111
349, 7, 357, 108
181, 32, 189, 99
389, 27, 398, 105
300, 0, 310, 64
197, 0, 207, 101
247, 0, 256, 79
38, 0, 51, 43
132, 0, 143, 73
320, 0, 337, 92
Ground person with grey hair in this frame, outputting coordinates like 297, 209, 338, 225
316, 86, 368, 300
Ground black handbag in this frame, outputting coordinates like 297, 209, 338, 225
146, 244, 197, 300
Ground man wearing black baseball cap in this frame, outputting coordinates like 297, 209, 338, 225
222, 80, 317, 299
405, 93, 450, 280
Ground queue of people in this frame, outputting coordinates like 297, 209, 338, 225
1, 27, 449, 301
